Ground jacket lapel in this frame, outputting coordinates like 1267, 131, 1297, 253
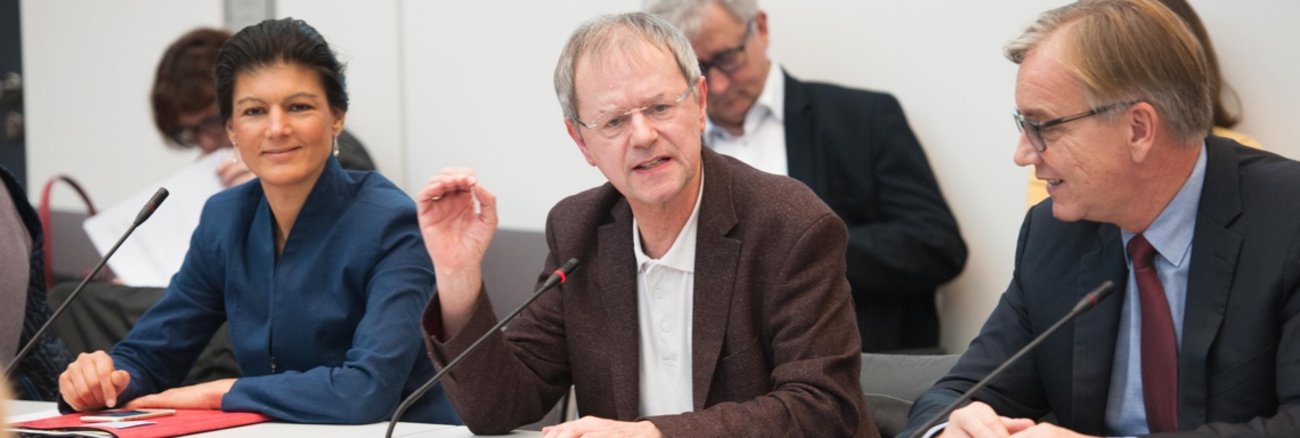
1071, 223, 1127, 432
597, 197, 642, 419
690, 150, 742, 409
1178, 138, 1243, 428
782, 72, 817, 189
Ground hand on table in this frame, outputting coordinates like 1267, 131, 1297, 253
59, 351, 130, 411
939, 401, 1096, 438
125, 378, 237, 410
541, 416, 661, 438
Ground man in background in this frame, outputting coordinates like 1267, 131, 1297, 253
645, 0, 967, 352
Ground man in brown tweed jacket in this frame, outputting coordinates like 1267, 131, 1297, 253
414, 12, 874, 438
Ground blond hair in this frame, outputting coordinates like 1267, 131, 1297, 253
1006, 0, 1213, 143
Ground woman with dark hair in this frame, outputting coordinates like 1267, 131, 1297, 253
151, 27, 374, 186
56, 18, 459, 424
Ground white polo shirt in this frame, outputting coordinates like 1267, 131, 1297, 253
632, 174, 705, 416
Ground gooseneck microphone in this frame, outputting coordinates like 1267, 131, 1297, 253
4, 188, 169, 377
385, 258, 581, 438
909, 280, 1116, 438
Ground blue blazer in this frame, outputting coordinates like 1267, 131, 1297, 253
903, 137, 1300, 436
104, 157, 458, 424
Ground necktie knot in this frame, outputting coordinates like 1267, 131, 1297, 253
1128, 234, 1158, 270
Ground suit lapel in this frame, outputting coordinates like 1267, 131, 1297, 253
1178, 138, 1243, 428
691, 150, 742, 409
597, 198, 642, 419
782, 72, 817, 189
1071, 222, 1127, 432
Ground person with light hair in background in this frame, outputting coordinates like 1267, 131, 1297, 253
903, 0, 1300, 436
644, 0, 967, 354
416, 11, 874, 437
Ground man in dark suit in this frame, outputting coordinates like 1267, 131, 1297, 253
415, 12, 873, 438
903, 1, 1300, 437
645, 0, 966, 352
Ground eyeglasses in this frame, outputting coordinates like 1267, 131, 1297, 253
174, 114, 225, 147
698, 19, 755, 76
1013, 101, 1135, 152
573, 83, 697, 140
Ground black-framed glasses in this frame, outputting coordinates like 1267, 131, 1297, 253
174, 114, 225, 147
1013, 101, 1135, 151
698, 19, 755, 76
573, 82, 698, 140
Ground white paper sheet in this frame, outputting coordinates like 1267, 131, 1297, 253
82, 150, 230, 287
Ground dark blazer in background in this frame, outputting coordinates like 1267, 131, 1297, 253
903, 137, 1300, 437
782, 72, 967, 352
425, 149, 875, 437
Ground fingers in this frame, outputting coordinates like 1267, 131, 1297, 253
1001, 417, 1036, 435
417, 167, 478, 203
92, 352, 119, 408
946, 401, 1012, 438
124, 394, 159, 409
472, 182, 498, 227
112, 370, 132, 399
59, 351, 120, 411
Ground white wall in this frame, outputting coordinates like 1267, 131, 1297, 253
22, 0, 1300, 353
22, 1, 222, 212
277, 0, 407, 186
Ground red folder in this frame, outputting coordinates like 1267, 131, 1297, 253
14, 409, 271, 437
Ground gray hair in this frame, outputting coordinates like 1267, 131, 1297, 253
643, 0, 759, 37
554, 12, 703, 123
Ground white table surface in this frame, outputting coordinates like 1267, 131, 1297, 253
5, 400, 542, 437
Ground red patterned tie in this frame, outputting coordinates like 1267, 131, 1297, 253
1128, 234, 1179, 432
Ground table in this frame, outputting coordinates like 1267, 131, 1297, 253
6, 400, 542, 437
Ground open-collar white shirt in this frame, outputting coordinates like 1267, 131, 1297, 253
632, 172, 705, 416
705, 61, 788, 176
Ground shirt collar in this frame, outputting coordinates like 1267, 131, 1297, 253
633, 170, 704, 273
706, 61, 785, 139
1122, 142, 1207, 267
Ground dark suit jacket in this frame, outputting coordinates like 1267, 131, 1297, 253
902, 137, 1300, 437
782, 72, 966, 352
424, 149, 876, 437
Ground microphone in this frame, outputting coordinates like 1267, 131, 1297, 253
908, 280, 1116, 438
3, 188, 169, 378
385, 258, 581, 438
132, 187, 170, 228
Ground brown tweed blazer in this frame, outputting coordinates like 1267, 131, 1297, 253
424, 148, 876, 437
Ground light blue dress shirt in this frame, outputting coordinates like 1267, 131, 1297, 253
1105, 144, 1207, 436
